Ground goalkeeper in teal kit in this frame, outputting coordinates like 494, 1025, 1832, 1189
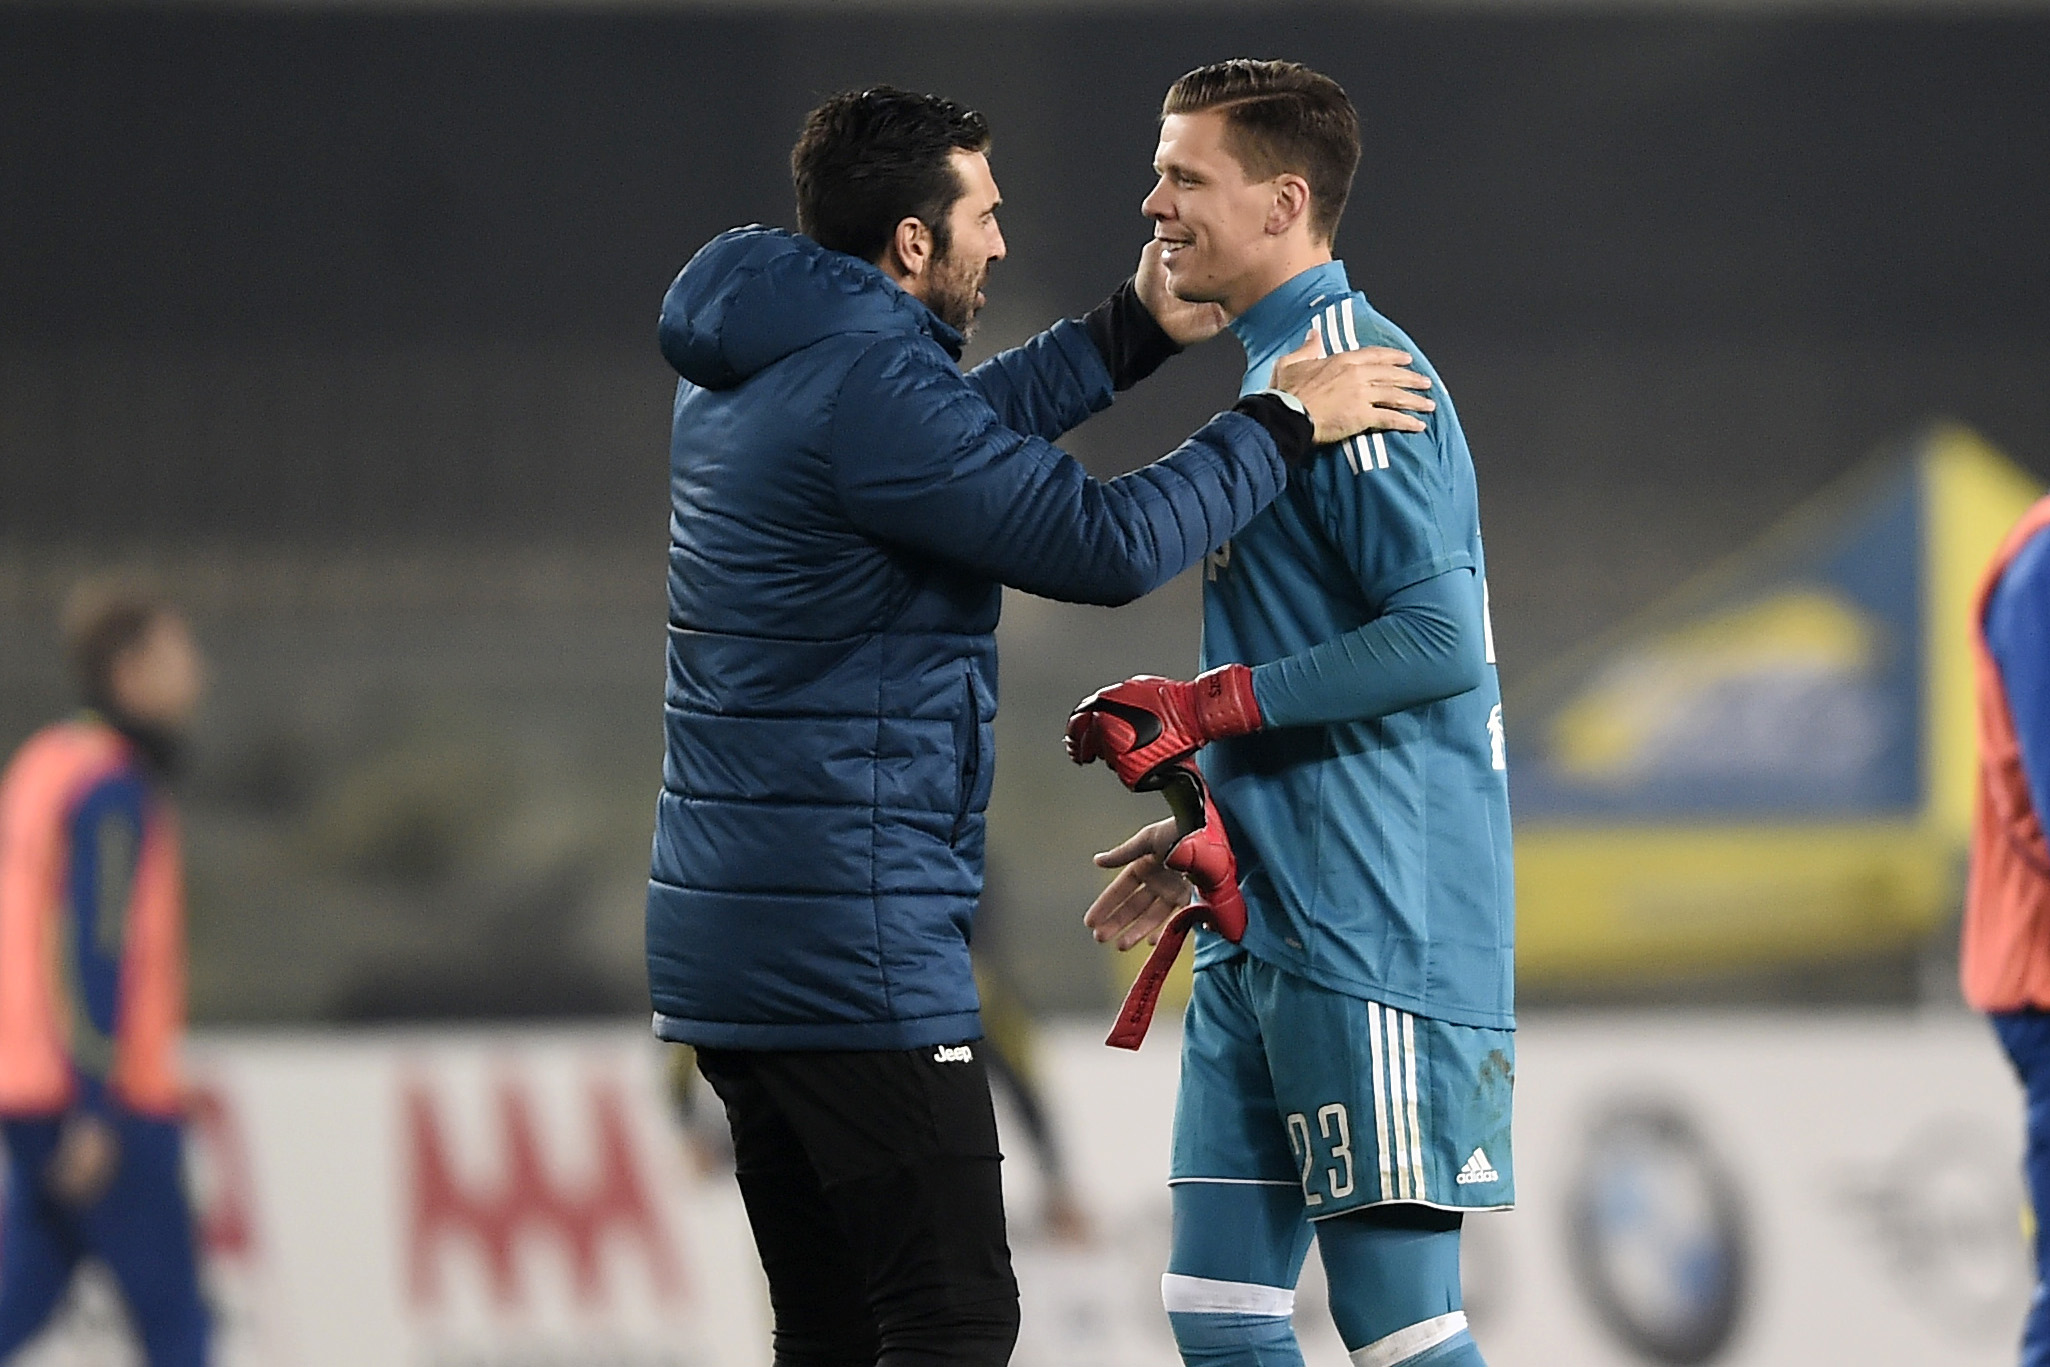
1068, 61, 1512, 1367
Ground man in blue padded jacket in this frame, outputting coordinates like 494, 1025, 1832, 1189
647, 86, 1436, 1367
1070, 62, 1513, 1367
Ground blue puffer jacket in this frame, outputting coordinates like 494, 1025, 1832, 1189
648, 226, 1287, 1050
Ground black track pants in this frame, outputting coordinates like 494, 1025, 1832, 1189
696, 1044, 1020, 1367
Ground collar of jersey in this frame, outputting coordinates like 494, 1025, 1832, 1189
1228, 260, 1354, 374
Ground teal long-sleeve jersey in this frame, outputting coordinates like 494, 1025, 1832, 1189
1194, 261, 1515, 1030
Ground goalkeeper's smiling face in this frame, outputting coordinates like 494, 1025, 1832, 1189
1142, 110, 1314, 320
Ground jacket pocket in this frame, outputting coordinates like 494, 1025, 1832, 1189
952, 667, 982, 843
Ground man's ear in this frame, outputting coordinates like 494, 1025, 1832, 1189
885, 216, 935, 281
1265, 176, 1313, 238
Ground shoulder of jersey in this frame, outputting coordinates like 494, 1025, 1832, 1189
1312, 294, 1397, 475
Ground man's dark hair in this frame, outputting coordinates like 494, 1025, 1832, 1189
792, 87, 992, 265
1162, 60, 1361, 244
61, 579, 171, 712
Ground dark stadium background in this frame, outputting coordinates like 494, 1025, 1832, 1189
3, 4, 2046, 1020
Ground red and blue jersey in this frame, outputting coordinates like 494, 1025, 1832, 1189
0, 718, 185, 1117
1964, 497, 2050, 1013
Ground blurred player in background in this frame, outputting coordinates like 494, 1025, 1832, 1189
973, 868, 1092, 1244
646, 84, 1430, 1367
1963, 494, 2050, 1367
0, 584, 209, 1366
973, 967, 1093, 1245
1068, 61, 1512, 1367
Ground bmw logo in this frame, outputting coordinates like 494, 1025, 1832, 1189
1567, 1101, 1749, 1364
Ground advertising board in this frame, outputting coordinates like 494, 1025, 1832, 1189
4, 1016, 2028, 1367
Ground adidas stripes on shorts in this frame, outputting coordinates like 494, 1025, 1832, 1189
1171, 953, 1515, 1216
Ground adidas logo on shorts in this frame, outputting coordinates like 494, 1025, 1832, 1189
931, 1044, 974, 1064
1454, 1148, 1500, 1185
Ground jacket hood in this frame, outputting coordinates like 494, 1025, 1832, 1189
659, 226, 961, 390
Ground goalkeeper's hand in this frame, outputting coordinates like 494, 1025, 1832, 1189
1084, 767, 1248, 950
1065, 663, 1263, 789
1084, 817, 1190, 951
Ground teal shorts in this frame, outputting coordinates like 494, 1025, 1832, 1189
1171, 953, 1515, 1215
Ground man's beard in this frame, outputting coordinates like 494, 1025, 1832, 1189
926, 247, 989, 338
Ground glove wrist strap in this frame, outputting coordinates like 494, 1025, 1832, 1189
1192, 663, 1263, 739
1105, 904, 1207, 1051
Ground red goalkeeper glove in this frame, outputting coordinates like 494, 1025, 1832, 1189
1105, 761, 1247, 1051
1065, 663, 1263, 789
1146, 763, 1248, 941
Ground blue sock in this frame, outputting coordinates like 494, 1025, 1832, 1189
1315, 1209, 1483, 1365
1165, 1182, 1315, 1367
1403, 1328, 1487, 1365
1167, 1310, 1305, 1367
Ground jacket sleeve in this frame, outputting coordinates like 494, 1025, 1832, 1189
962, 317, 1115, 442
62, 770, 149, 1113
1987, 529, 2050, 829
831, 336, 1285, 607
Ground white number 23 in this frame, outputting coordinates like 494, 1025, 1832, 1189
1286, 1104, 1356, 1205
